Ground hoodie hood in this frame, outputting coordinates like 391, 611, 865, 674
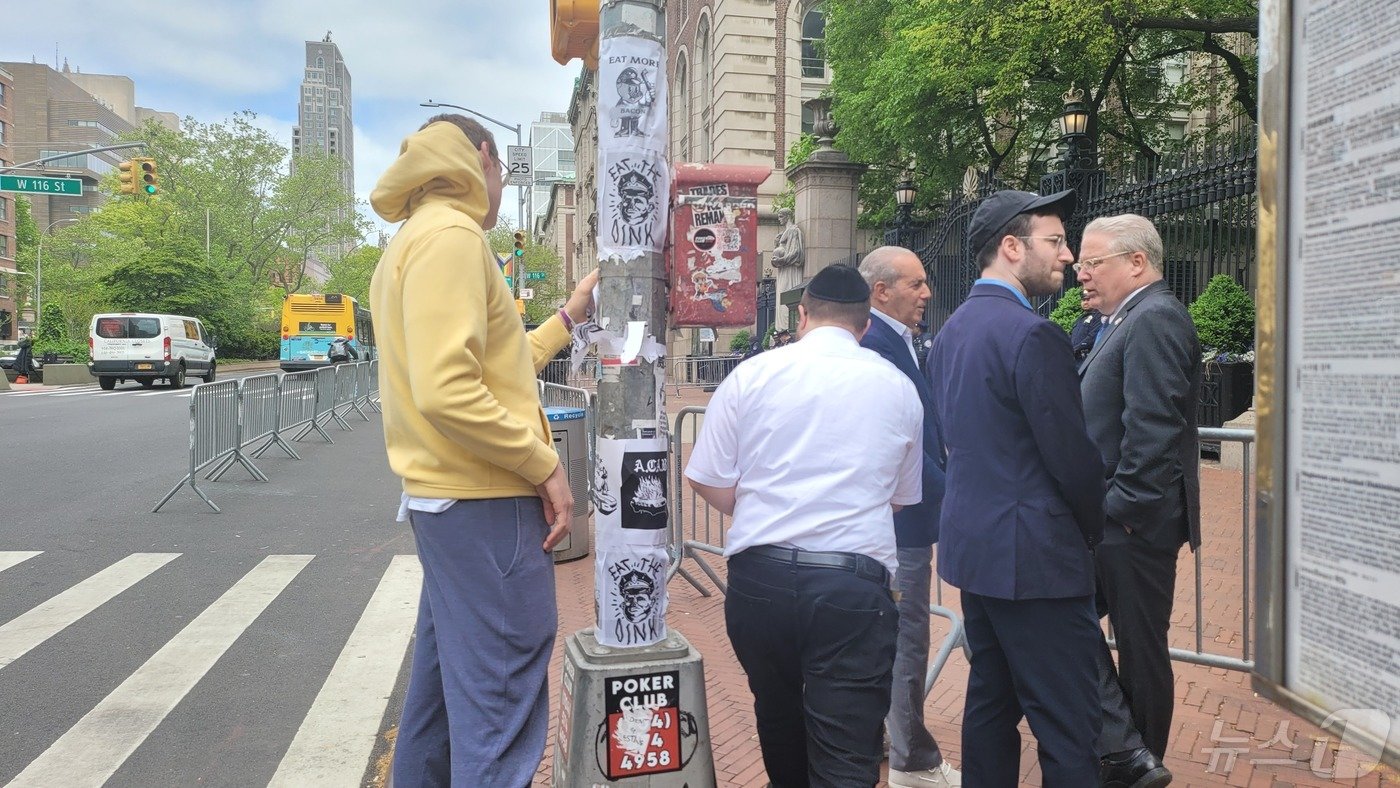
371, 121, 490, 225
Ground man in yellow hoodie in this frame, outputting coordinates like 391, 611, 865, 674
370, 114, 598, 786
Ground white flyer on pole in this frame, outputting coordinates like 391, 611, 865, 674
595, 544, 669, 648
597, 149, 670, 261
598, 36, 668, 153
593, 436, 670, 547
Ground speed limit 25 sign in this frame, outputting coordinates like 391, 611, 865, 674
506, 145, 532, 186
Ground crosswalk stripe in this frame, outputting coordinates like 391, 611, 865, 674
7, 554, 315, 788
0, 551, 42, 573
268, 555, 422, 786
0, 553, 181, 670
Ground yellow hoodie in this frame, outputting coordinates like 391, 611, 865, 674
369, 121, 571, 499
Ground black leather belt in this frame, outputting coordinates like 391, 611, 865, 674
742, 544, 891, 587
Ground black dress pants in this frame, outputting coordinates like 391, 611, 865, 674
724, 550, 897, 788
961, 590, 1102, 788
1095, 528, 1181, 759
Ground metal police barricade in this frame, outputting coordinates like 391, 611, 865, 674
667, 404, 969, 695
370, 359, 383, 412
1106, 426, 1257, 673
263, 370, 317, 455
329, 363, 359, 431
206, 373, 280, 483
351, 360, 373, 420
152, 380, 241, 513
292, 366, 337, 443
667, 355, 741, 394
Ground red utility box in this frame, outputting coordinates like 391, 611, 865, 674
669, 163, 770, 327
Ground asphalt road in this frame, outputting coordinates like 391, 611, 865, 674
0, 370, 414, 787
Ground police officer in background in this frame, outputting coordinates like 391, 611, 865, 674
1069, 292, 1108, 362
686, 264, 923, 786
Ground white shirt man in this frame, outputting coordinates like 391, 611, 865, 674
685, 263, 922, 786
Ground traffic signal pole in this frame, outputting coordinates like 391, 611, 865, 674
549, 1, 717, 784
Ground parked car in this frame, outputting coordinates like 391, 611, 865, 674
87, 313, 217, 390
0, 341, 18, 370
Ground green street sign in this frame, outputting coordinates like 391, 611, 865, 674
0, 175, 83, 196
526, 271, 548, 281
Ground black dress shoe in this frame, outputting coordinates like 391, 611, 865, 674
1100, 747, 1172, 788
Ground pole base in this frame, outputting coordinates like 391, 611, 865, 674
553, 627, 716, 787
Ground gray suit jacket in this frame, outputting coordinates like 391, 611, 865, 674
1079, 280, 1202, 551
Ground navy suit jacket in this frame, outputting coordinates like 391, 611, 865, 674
861, 314, 943, 547
926, 283, 1106, 600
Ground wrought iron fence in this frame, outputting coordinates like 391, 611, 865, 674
890, 130, 1258, 333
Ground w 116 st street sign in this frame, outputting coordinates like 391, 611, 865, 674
0, 175, 83, 196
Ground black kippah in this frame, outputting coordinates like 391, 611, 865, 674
805, 264, 870, 304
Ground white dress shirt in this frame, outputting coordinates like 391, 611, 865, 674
870, 307, 919, 365
684, 325, 923, 575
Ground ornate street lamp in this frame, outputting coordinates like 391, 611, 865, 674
1058, 87, 1093, 171
895, 177, 917, 222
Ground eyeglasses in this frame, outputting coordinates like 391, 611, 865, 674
1071, 251, 1134, 273
1017, 235, 1067, 251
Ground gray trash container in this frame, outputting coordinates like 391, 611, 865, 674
546, 406, 591, 562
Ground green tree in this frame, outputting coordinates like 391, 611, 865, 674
1189, 274, 1254, 353
324, 245, 382, 305
1049, 286, 1086, 333
102, 238, 227, 317
114, 114, 366, 290
823, 0, 1258, 218
33, 302, 87, 362
11, 197, 39, 318
487, 228, 569, 325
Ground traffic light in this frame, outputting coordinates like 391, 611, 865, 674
513, 231, 526, 258
118, 160, 138, 195
138, 157, 158, 195
550, 0, 600, 69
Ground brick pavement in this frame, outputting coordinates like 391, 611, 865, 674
534, 385, 1396, 787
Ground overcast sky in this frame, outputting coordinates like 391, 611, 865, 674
1, 0, 584, 232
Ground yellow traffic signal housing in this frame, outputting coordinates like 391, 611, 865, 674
515, 298, 527, 315
550, 0, 600, 69
118, 160, 138, 195
138, 157, 159, 195
513, 230, 526, 258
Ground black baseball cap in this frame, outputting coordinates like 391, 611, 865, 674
967, 189, 1077, 254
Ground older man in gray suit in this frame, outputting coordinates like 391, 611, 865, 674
1076, 214, 1201, 787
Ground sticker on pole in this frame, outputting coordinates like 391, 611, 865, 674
602, 670, 682, 778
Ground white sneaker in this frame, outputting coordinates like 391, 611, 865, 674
888, 762, 962, 787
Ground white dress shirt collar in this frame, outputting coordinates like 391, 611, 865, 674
869, 308, 918, 364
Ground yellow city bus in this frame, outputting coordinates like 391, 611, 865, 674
279, 293, 375, 371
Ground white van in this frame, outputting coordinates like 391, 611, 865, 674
87, 313, 217, 390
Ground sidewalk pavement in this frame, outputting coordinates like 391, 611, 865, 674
533, 384, 1397, 787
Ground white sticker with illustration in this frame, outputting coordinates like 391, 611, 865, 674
598, 36, 667, 153
598, 149, 670, 261
595, 436, 670, 546
595, 545, 669, 648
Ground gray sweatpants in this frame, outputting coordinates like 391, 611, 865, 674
393, 497, 557, 788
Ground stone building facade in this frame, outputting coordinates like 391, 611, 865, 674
0, 62, 137, 234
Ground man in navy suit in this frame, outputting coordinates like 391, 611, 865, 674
926, 190, 1107, 787
858, 247, 959, 787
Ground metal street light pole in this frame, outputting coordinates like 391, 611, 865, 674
35, 217, 80, 330
419, 100, 526, 233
